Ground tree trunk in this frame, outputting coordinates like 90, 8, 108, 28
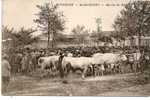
47, 21, 50, 49
47, 32, 50, 49
51, 38, 54, 49
123, 39, 125, 51
138, 33, 141, 51
51, 30, 54, 49
130, 37, 133, 49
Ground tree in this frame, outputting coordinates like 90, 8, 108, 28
72, 25, 86, 35
2, 26, 39, 49
71, 25, 89, 44
113, 1, 150, 49
16, 27, 39, 46
90, 30, 113, 47
34, 3, 65, 49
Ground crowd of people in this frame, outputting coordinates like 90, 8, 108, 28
2, 46, 150, 93
2, 46, 150, 76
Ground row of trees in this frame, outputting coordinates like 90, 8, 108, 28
113, 1, 150, 49
2, 1, 111, 49
2, 1, 150, 50
69, 1, 150, 48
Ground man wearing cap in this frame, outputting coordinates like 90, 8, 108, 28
2, 54, 11, 94
58, 52, 64, 78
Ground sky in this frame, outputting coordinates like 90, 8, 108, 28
2, 0, 133, 35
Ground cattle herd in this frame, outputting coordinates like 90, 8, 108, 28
3, 46, 150, 79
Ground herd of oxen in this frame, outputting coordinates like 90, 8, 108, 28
4, 46, 150, 79
38, 49, 150, 79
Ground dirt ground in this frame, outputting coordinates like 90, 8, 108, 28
3, 73, 150, 96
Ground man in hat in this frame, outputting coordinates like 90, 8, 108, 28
58, 53, 68, 84
2, 54, 11, 94
58, 51, 64, 78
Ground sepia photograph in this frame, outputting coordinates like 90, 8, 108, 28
1, 0, 150, 96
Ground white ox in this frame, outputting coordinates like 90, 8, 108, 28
62, 57, 93, 78
92, 53, 127, 64
92, 53, 127, 74
38, 56, 59, 70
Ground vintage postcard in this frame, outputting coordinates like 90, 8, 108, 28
1, 0, 150, 96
